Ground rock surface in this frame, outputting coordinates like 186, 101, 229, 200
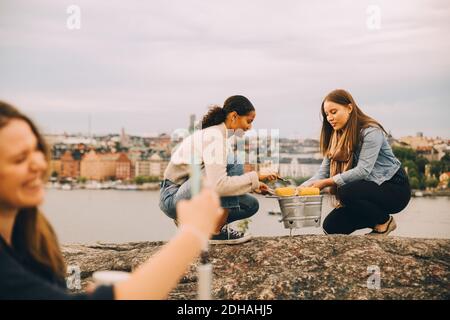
62, 235, 450, 299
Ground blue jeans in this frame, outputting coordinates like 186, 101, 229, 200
159, 162, 259, 224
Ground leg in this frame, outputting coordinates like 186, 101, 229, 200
159, 180, 192, 219
335, 179, 410, 233
323, 205, 368, 235
337, 180, 410, 218
350, 199, 390, 226
226, 194, 259, 224
209, 159, 256, 244
221, 161, 259, 223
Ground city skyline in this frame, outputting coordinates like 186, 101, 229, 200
42, 124, 449, 140
1, 1, 449, 138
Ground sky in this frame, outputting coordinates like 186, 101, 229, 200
0, 0, 449, 139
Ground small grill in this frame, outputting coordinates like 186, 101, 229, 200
266, 195, 323, 235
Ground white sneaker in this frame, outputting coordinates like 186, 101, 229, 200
209, 225, 252, 245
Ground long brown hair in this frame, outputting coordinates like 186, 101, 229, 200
319, 89, 386, 156
0, 100, 66, 279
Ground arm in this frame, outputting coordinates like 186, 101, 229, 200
204, 163, 260, 196
300, 156, 330, 187
114, 229, 203, 300
332, 127, 384, 187
0, 190, 222, 300
114, 189, 223, 300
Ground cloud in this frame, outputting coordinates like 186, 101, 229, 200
0, 0, 449, 138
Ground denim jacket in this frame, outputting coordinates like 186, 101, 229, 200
303, 127, 401, 187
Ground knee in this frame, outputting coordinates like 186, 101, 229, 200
322, 211, 345, 235
245, 196, 259, 216
250, 197, 259, 215
159, 193, 177, 219
322, 214, 336, 234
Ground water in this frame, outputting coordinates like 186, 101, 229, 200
42, 190, 450, 244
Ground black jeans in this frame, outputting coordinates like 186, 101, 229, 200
323, 169, 411, 235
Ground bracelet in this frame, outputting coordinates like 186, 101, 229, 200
178, 225, 209, 250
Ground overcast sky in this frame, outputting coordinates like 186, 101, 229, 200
0, 0, 449, 139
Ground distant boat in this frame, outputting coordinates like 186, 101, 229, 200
86, 182, 103, 190
101, 182, 113, 190
61, 184, 72, 191
45, 182, 61, 189
114, 184, 138, 190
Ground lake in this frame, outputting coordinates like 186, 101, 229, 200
42, 190, 450, 244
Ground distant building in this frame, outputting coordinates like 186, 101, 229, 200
399, 133, 433, 149
416, 146, 441, 162
60, 150, 80, 179
433, 143, 450, 161
120, 127, 130, 148
135, 153, 168, 179
127, 146, 145, 164
49, 160, 62, 177
146, 134, 171, 152
279, 158, 322, 178
116, 153, 133, 180
135, 161, 151, 177
149, 153, 168, 178
439, 172, 450, 188
80, 150, 121, 181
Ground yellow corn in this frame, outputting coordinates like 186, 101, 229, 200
275, 187, 297, 197
298, 187, 320, 196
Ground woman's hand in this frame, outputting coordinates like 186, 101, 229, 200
254, 182, 273, 195
258, 172, 278, 181
115, 188, 225, 300
300, 181, 314, 188
309, 178, 335, 190
259, 182, 272, 194
176, 188, 224, 238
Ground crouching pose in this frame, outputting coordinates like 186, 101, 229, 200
160, 95, 276, 244
300, 89, 411, 236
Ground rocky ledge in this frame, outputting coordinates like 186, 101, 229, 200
62, 235, 450, 300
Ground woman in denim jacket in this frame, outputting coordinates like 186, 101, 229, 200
300, 89, 411, 236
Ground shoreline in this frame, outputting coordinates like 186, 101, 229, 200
411, 190, 450, 197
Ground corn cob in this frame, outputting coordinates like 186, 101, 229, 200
275, 187, 297, 197
298, 187, 320, 196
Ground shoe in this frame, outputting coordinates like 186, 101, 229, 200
209, 225, 252, 245
367, 216, 397, 237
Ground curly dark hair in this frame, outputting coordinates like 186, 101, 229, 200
200, 95, 255, 129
